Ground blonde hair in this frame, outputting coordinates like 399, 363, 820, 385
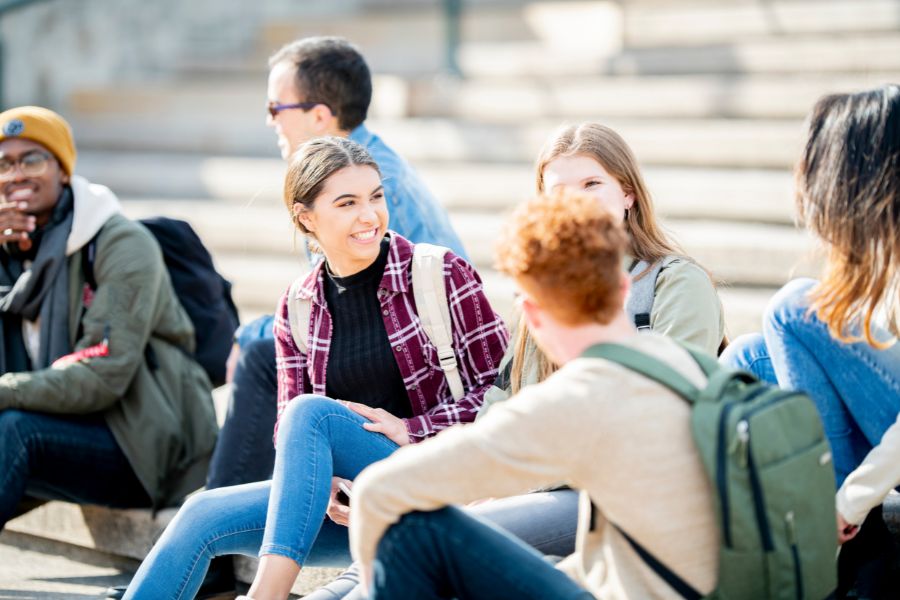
797, 84, 900, 347
508, 123, 687, 391
536, 122, 681, 266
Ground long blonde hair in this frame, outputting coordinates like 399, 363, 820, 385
797, 84, 900, 348
509, 123, 684, 392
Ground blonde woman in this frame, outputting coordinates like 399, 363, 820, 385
721, 85, 900, 548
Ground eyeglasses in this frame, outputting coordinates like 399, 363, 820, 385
0, 150, 52, 180
266, 100, 326, 119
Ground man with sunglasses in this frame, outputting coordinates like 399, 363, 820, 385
0, 107, 218, 538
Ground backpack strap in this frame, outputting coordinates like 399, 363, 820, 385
612, 523, 702, 600
625, 256, 679, 332
286, 278, 311, 355
412, 243, 465, 402
81, 235, 99, 291
581, 343, 701, 404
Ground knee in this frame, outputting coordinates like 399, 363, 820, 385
0, 409, 34, 449
277, 395, 340, 443
719, 333, 766, 370
764, 278, 818, 334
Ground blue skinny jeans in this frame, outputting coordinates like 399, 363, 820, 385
369, 506, 593, 600
123, 395, 399, 600
720, 278, 900, 487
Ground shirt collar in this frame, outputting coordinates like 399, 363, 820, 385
348, 123, 374, 147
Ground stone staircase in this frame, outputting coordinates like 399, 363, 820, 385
6, 0, 900, 594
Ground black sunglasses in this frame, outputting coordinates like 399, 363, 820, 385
266, 101, 328, 119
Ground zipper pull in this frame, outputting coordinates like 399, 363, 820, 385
785, 510, 796, 545
735, 420, 750, 468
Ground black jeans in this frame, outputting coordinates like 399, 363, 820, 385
0, 409, 150, 529
206, 336, 278, 489
370, 507, 593, 600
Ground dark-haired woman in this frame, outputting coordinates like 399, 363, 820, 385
122, 137, 508, 600
721, 84, 900, 545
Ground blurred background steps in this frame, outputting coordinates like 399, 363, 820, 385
7, 0, 897, 342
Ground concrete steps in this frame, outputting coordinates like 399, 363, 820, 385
76, 151, 797, 223
69, 114, 806, 168
5, 502, 343, 596
69, 72, 900, 123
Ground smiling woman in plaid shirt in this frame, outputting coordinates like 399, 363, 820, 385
123, 137, 509, 600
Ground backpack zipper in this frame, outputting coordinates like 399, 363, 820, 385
785, 511, 804, 600
717, 385, 769, 548
745, 427, 774, 551
717, 401, 738, 547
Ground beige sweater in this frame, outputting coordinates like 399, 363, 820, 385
351, 333, 719, 599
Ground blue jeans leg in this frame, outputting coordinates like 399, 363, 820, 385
123, 482, 353, 600
0, 410, 150, 529
206, 337, 278, 489
763, 278, 900, 485
370, 507, 594, 600
719, 332, 778, 385
260, 395, 399, 562
468, 489, 579, 557
305, 489, 580, 599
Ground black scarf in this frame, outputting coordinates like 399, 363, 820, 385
0, 187, 75, 374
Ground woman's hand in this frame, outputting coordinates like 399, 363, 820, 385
326, 477, 352, 527
837, 512, 860, 545
345, 402, 411, 446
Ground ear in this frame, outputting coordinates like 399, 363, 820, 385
293, 203, 316, 233
623, 191, 635, 211
619, 270, 631, 306
521, 295, 543, 333
312, 104, 339, 134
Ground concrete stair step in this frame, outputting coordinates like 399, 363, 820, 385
5, 502, 343, 596
624, 0, 900, 47
408, 72, 899, 121
68, 71, 899, 123
118, 199, 817, 289
459, 32, 900, 77
82, 153, 797, 224
70, 115, 806, 168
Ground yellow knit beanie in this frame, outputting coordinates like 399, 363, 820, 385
0, 106, 77, 175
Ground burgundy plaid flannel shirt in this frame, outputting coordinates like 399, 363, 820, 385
273, 233, 509, 443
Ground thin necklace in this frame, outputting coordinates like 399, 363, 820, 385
324, 261, 347, 294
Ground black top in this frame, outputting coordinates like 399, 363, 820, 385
323, 238, 412, 418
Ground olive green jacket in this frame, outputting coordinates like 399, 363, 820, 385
480, 256, 725, 417
0, 178, 217, 507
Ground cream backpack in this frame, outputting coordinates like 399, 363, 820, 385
286, 243, 465, 401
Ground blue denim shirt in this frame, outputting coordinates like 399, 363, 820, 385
236, 124, 468, 347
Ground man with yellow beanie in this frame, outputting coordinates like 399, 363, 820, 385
0, 106, 218, 528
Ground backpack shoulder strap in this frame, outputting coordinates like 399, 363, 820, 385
81, 235, 99, 290
612, 523, 702, 600
581, 343, 700, 404
625, 255, 679, 331
286, 278, 311, 355
412, 243, 465, 401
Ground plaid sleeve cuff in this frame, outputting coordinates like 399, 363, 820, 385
405, 415, 433, 442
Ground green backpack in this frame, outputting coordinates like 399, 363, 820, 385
584, 343, 838, 600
